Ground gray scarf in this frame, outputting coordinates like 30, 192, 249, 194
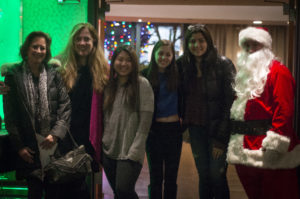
22, 62, 50, 135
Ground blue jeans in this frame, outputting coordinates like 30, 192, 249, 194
189, 126, 229, 199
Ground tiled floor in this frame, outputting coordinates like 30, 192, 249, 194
101, 133, 248, 199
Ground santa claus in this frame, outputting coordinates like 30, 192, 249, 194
227, 27, 300, 199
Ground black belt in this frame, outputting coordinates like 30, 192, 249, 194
230, 120, 272, 135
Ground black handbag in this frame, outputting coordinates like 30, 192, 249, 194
44, 131, 92, 184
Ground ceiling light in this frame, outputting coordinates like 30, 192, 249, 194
253, 20, 263, 24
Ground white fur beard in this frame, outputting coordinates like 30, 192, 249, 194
230, 48, 274, 120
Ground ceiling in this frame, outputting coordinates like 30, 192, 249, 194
106, 0, 289, 5
105, 0, 290, 25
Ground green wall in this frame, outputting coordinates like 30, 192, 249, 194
22, 0, 88, 56
0, 1, 22, 120
0, 1, 22, 69
0, 0, 88, 119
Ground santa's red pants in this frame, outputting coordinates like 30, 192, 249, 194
235, 165, 299, 199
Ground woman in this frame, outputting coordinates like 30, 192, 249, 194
58, 22, 109, 199
3, 31, 71, 199
102, 45, 154, 199
176, 24, 236, 199
141, 40, 183, 199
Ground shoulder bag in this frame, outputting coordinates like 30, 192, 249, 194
44, 131, 92, 184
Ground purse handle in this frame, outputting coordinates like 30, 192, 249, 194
66, 130, 79, 148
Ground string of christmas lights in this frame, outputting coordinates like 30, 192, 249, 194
104, 21, 154, 62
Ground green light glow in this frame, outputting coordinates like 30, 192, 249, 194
0, 0, 88, 120
0, 1, 21, 66
0, 1, 21, 119
23, 0, 88, 58
58, 0, 81, 3
0, 187, 28, 191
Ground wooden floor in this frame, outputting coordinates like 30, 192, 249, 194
102, 132, 248, 199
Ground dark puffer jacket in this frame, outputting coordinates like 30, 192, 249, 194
177, 55, 236, 149
3, 62, 71, 180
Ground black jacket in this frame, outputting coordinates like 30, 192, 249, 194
177, 55, 236, 148
3, 62, 71, 179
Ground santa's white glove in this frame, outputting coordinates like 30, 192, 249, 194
263, 149, 281, 163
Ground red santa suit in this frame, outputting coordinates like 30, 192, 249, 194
227, 27, 300, 199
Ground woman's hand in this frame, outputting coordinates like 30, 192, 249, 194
40, 134, 57, 150
0, 81, 10, 95
212, 146, 224, 160
18, 147, 35, 163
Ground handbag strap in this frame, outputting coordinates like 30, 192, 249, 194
66, 130, 79, 148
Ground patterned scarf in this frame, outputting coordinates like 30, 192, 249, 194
23, 62, 50, 135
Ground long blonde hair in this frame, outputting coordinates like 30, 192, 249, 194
59, 23, 108, 92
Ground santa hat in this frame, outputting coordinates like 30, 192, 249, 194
239, 27, 272, 49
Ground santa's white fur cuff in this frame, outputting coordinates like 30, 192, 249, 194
227, 133, 300, 169
262, 131, 290, 153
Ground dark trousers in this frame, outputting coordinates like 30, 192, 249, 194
27, 176, 60, 199
236, 165, 299, 199
102, 153, 142, 199
146, 122, 183, 199
189, 126, 229, 199
57, 176, 90, 199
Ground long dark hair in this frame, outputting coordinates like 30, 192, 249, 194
104, 45, 140, 112
20, 31, 52, 63
182, 24, 218, 78
146, 40, 178, 92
